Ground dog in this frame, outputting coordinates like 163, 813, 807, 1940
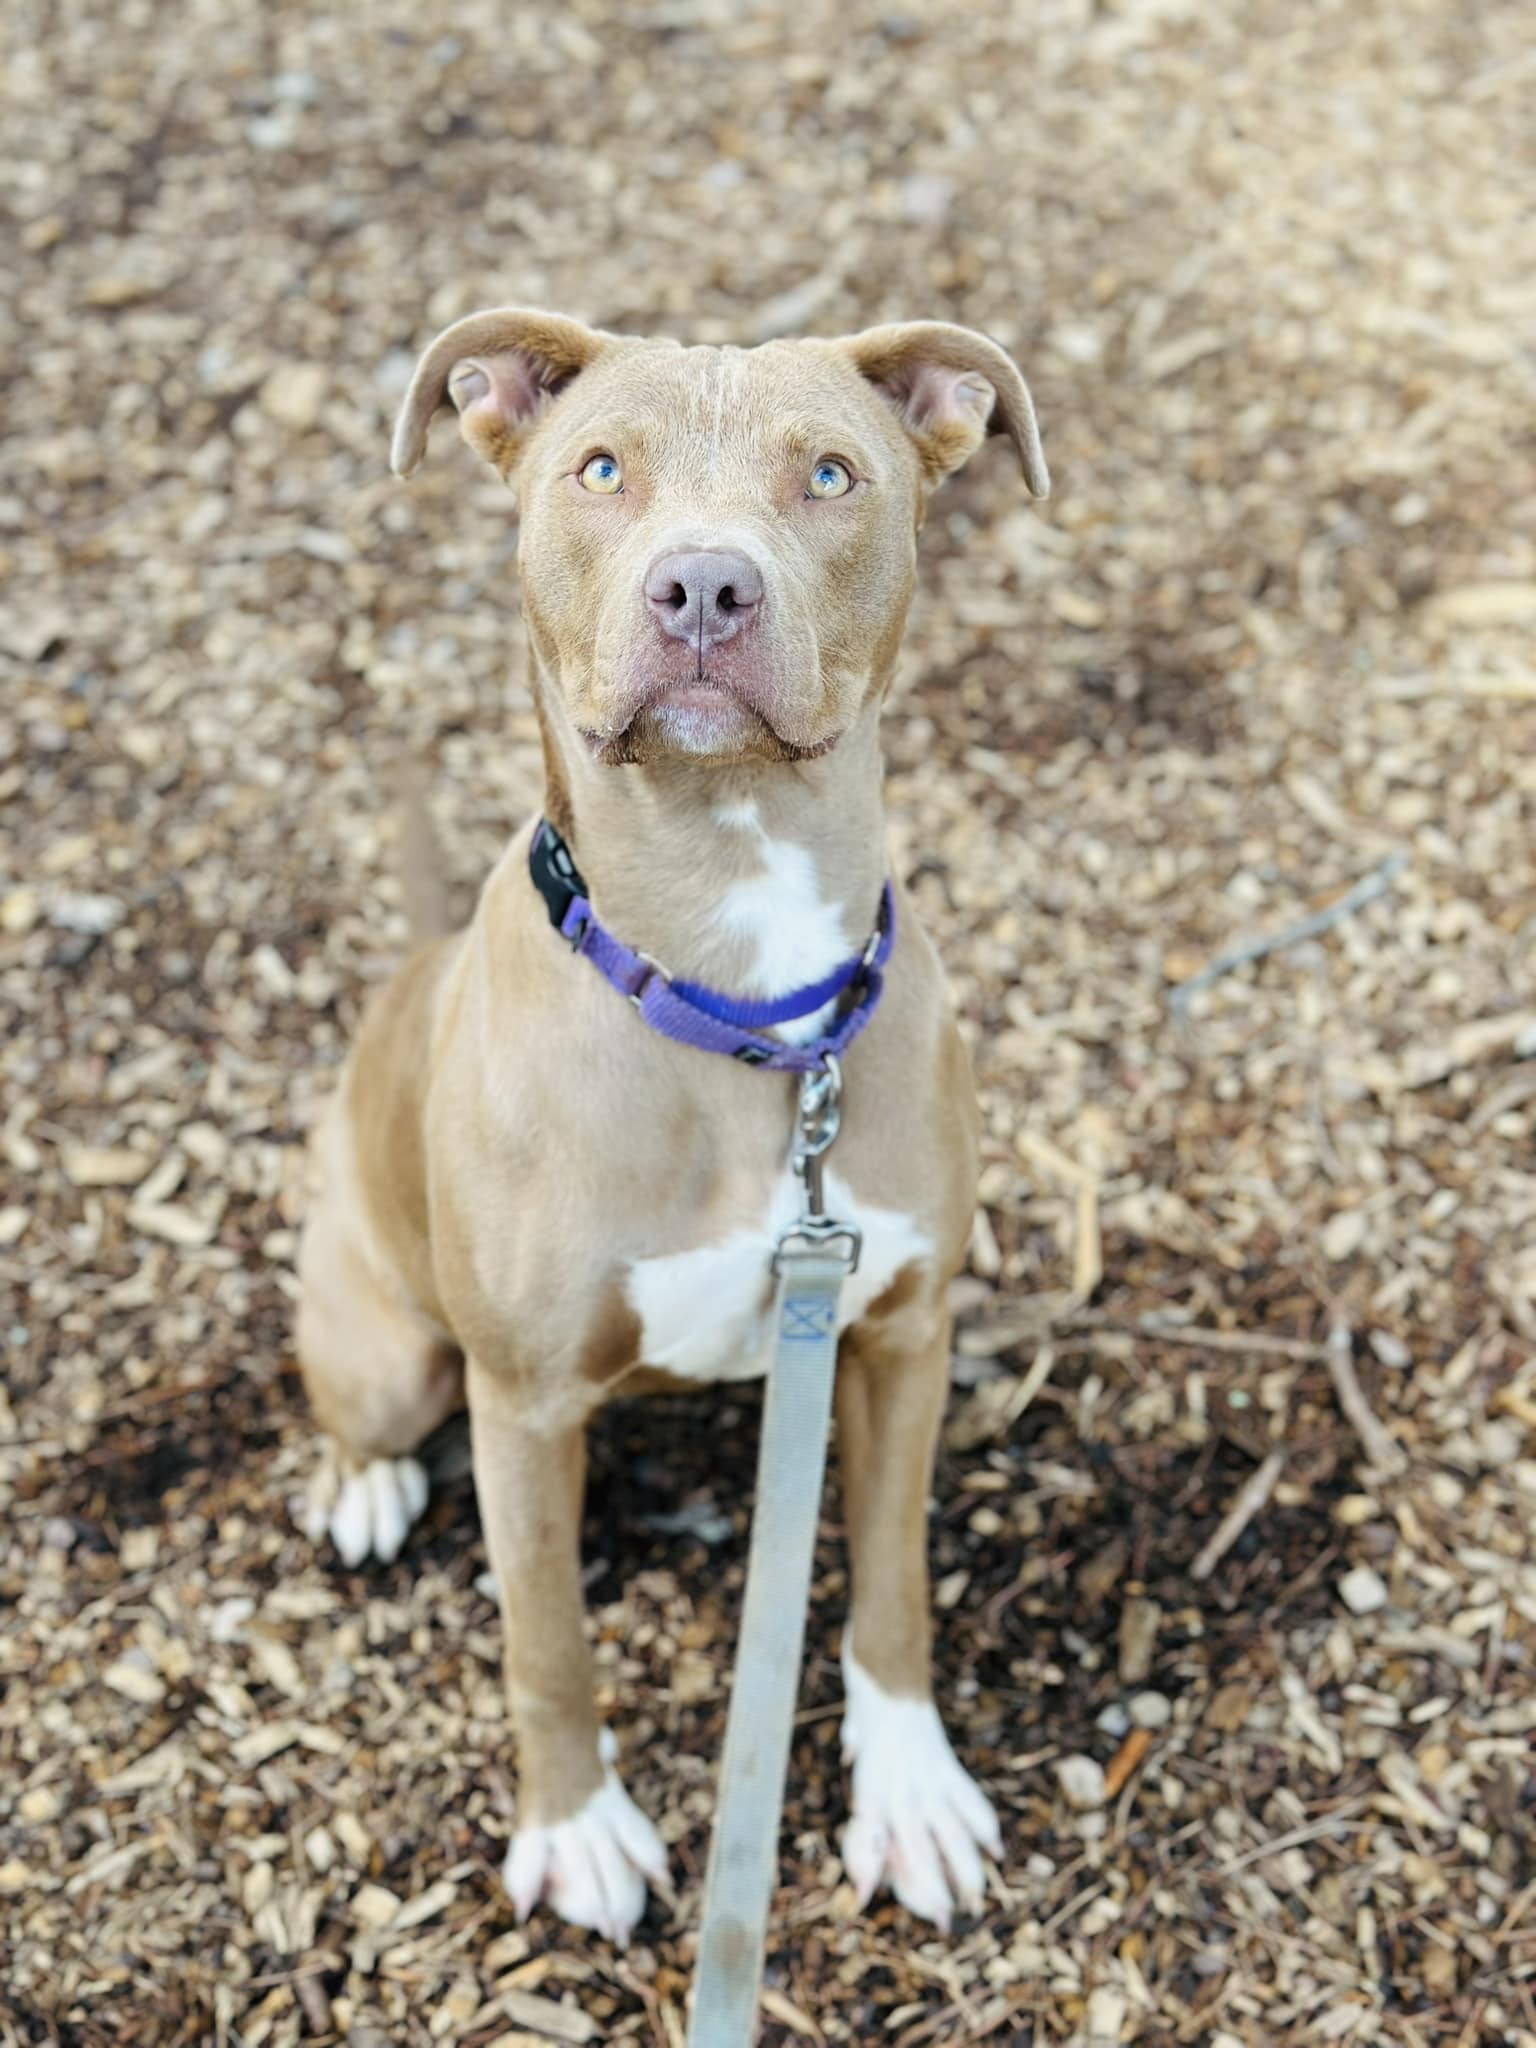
297, 306, 1048, 1943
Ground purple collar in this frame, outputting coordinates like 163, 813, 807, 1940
529, 818, 894, 1074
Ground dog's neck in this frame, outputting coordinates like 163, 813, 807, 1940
537, 692, 890, 1000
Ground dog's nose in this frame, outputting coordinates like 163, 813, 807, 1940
644, 549, 764, 650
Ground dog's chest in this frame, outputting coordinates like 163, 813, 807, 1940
623, 1167, 931, 1383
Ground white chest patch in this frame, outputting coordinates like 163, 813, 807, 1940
624, 1167, 930, 1384
713, 809, 852, 1045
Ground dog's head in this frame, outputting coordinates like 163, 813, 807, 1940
392, 308, 1047, 766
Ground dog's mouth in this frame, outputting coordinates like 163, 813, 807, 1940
580, 670, 838, 767
647, 678, 738, 714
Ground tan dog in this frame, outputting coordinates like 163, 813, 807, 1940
297, 308, 1048, 1943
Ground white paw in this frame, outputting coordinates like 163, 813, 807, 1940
502, 1730, 669, 1947
840, 1640, 1002, 1930
328, 1455, 429, 1566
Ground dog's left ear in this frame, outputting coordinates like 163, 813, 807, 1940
840, 321, 1049, 496
390, 306, 615, 479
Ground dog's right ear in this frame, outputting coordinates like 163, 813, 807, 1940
839, 321, 1049, 496
390, 307, 614, 479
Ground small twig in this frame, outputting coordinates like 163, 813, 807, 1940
1073, 1177, 1103, 1299
1455, 1998, 1490, 2048
1168, 850, 1408, 1013
1190, 1447, 1287, 1581
1014, 1131, 1102, 1301
1215, 1796, 1367, 1876
1377, 671, 1536, 703
5, 1373, 225, 1449
790, 1702, 844, 1728
1008, 1341, 1059, 1421
1490, 1874, 1536, 1946
1102, 1726, 1153, 1801
961, 1309, 1329, 1367
1124, 1317, 1328, 1363
242, 1964, 334, 1992
1266, 1539, 1342, 1622
1324, 1318, 1407, 1473
1039, 1880, 1108, 1940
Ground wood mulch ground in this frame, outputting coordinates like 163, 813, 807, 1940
2, 1, 1534, 2042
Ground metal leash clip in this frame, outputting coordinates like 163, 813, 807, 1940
773, 1053, 861, 1272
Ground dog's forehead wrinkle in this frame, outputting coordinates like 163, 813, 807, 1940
550, 340, 879, 473
706, 347, 733, 481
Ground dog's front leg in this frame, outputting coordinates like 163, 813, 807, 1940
835, 1294, 1002, 1929
468, 1360, 668, 1944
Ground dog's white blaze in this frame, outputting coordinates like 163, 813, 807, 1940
716, 831, 851, 1044
840, 1641, 1002, 1928
625, 1167, 929, 1383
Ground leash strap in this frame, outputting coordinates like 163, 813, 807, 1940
687, 1063, 858, 2048
687, 1245, 847, 2048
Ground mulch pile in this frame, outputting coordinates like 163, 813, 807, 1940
2, 0, 1534, 2042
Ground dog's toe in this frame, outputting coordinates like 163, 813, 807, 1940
328, 1455, 430, 1566
840, 1647, 1001, 1930
502, 1734, 668, 1947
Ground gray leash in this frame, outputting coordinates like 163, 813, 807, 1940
687, 1058, 860, 2048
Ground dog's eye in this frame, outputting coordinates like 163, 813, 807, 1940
579, 453, 623, 494
807, 459, 853, 500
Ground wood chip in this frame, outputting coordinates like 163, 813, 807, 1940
1055, 1755, 1107, 1811
391, 1877, 459, 1931
61, 1145, 152, 1188
1102, 1726, 1153, 1800
102, 1661, 167, 1706
1423, 581, 1536, 627
493, 1989, 599, 2044
1338, 1565, 1389, 1616
1117, 1596, 1163, 1683
760, 1987, 825, 2042
351, 1884, 404, 1929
